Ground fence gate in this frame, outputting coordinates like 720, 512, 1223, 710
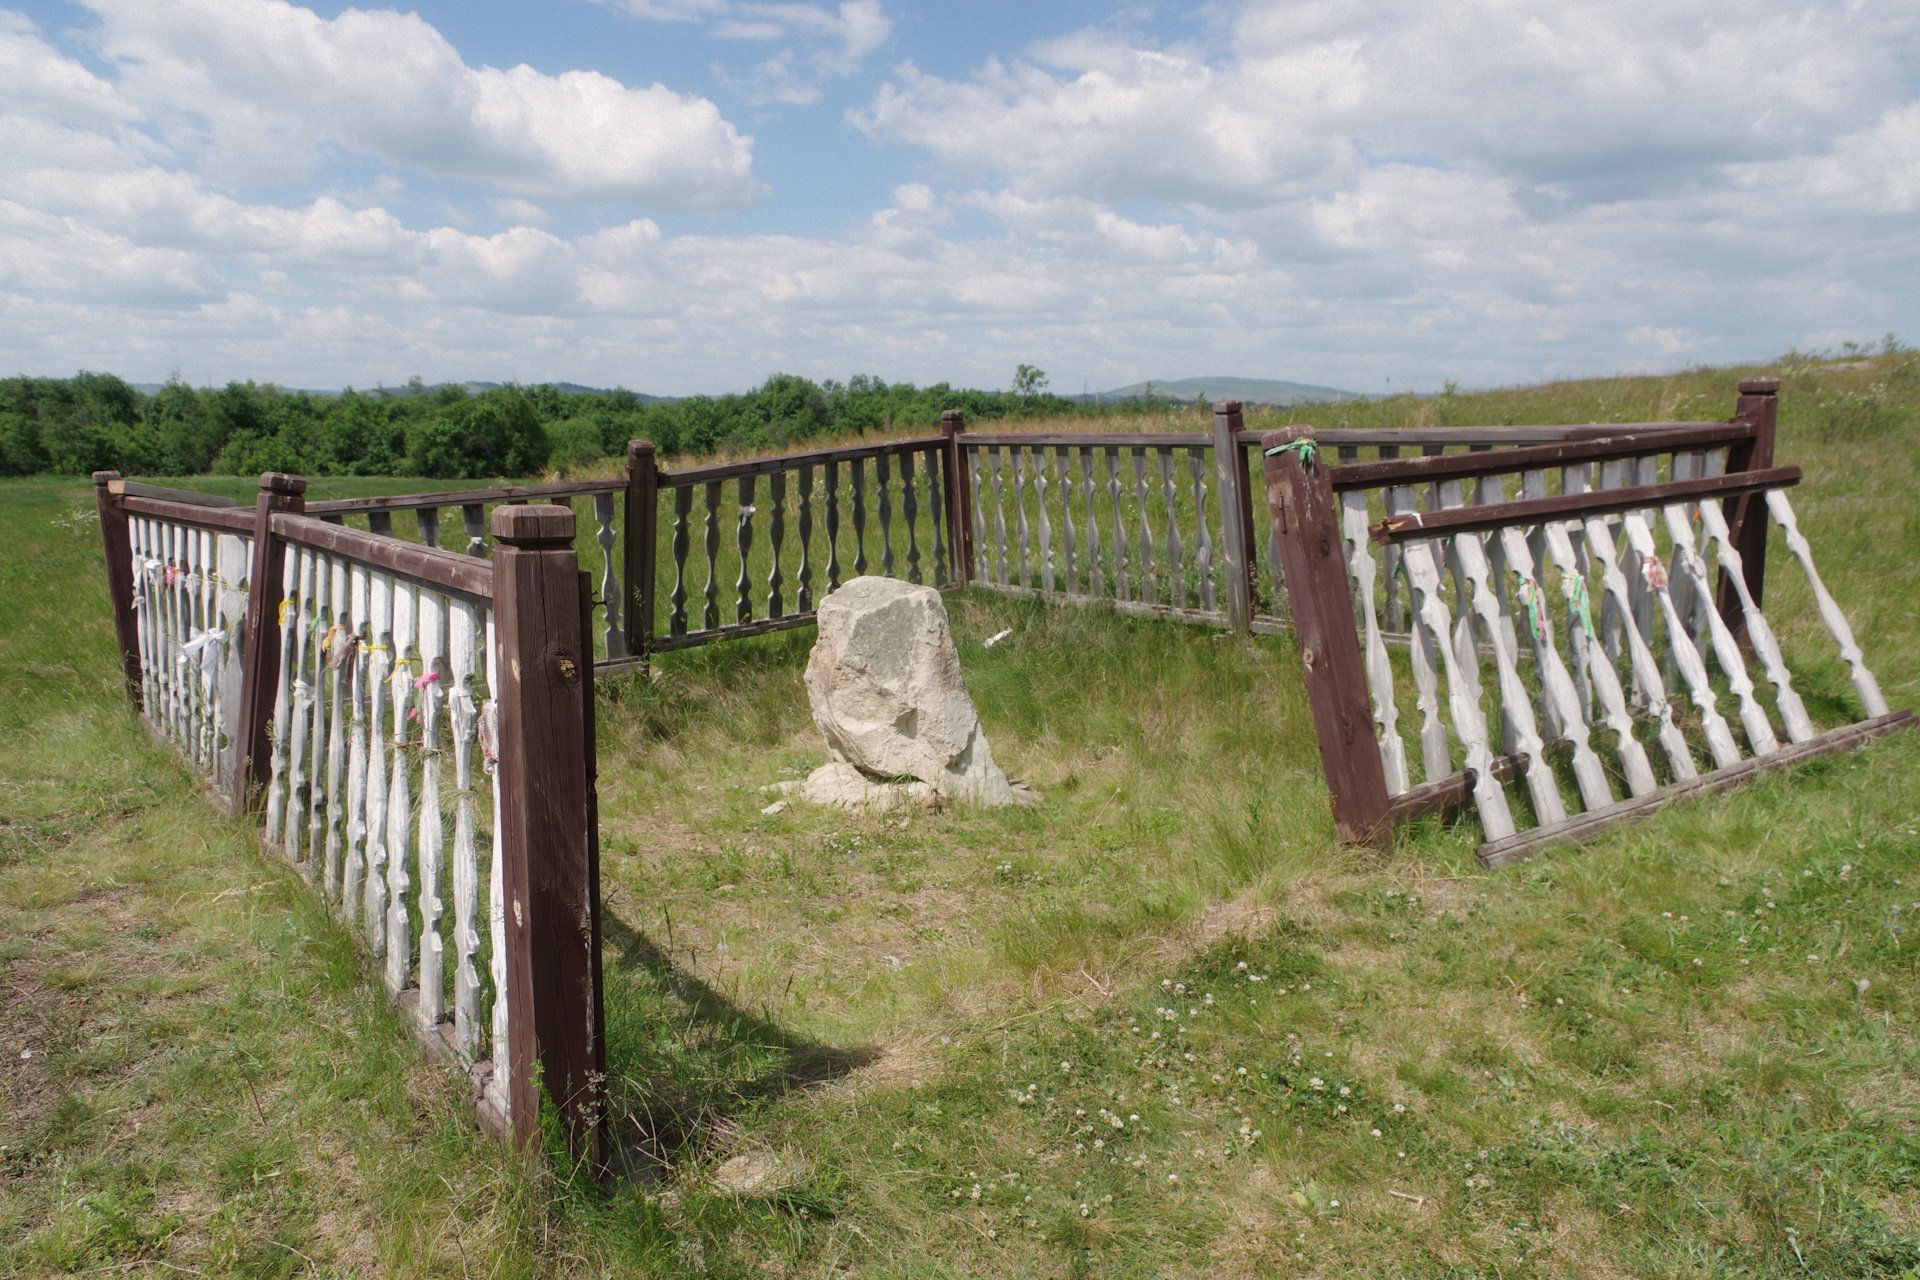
1260, 393, 1913, 865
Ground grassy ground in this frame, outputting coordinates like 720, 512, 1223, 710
5, 354, 1920, 1277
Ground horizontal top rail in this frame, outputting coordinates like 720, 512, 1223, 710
271, 512, 495, 599
1330, 422, 1754, 491
1370, 465, 1802, 544
304, 476, 624, 515
662, 434, 945, 485
962, 430, 1211, 448
119, 494, 257, 535
108, 480, 238, 509
1237, 420, 1727, 448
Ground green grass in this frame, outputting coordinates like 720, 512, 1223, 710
5, 353, 1920, 1277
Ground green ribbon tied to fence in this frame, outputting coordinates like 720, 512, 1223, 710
1263, 439, 1319, 468
1563, 574, 1596, 640
1514, 574, 1546, 641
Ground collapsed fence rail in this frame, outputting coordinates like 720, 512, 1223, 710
96, 471, 607, 1162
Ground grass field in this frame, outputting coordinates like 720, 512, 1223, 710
5, 355, 1920, 1278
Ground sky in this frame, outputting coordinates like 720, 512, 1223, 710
2, 0, 1917, 397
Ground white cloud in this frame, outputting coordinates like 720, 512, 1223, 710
1, 0, 1916, 395
603, 0, 890, 103
72, 0, 760, 207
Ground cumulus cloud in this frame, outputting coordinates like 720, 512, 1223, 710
72, 0, 760, 207
601, 0, 890, 103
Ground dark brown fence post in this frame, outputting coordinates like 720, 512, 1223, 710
624, 439, 659, 670
940, 409, 973, 585
93, 471, 143, 711
1211, 402, 1255, 633
1716, 377, 1779, 645
1262, 428, 1392, 845
492, 505, 607, 1164
235, 472, 307, 803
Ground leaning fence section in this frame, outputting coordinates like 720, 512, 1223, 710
1259, 378, 1913, 865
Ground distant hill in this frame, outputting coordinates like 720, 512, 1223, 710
1094, 376, 1358, 406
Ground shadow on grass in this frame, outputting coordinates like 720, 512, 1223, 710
600, 909, 876, 1179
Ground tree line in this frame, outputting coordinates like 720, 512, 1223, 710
0, 370, 1093, 479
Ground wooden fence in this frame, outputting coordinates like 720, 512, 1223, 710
1257, 379, 1913, 864
97, 375, 1908, 1163
96, 473, 606, 1162
287, 385, 1802, 678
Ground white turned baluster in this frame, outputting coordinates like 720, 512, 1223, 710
1341, 493, 1409, 793
485, 611, 511, 1121
1620, 513, 1743, 769
283, 549, 315, 870
214, 532, 250, 789
361, 573, 393, 954
1765, 489, 1890, 718
967, 450, 988, 582
322, 556, 350, 903
384, 580, 416, 995
1539, 522, 1659, 796
415, 590, 448, 1031
342, 565, 371, 914
1059, 448, 1078, 594
1133, 450, 1156, 605
1013, 448, 1030, 586
593, 491, 624, 659
1518, 470, 1557, 736
989, 449, 1008, 585
1035, 449, 1054, 593
303, 555, 331, 881
450, 601, 483, 1059
1159, 450, 1182, 607
1581, 515, 1697, 780
1476, 474, 1520, 657
1658, 503, 1780, 757
195, 529, 216, 765
264, 546, 298, 846
1453, 530, 1567, 827
1080, 450, 1102, 599
1497, 527, 1614, 812
1387, 487, 1449, 780
161, 523, 183, 744
1404, 541, 1515, 840
1695, 502, 1816, 742
1191, 448, 1215, 613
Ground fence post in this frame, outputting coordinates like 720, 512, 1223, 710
624, 439, 659, 671
1262, 428, 1392, 845
235, 472, 307, 803
1716, 377, 1779, 646
1211, 402, 1255, 634
93, 472, 143, 711
940, 410, 973, 586
492, 505, 608, 1164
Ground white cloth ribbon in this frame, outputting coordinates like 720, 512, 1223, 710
179, 628, 226, 687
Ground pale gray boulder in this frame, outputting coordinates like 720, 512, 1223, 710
803, 576, 1018, 806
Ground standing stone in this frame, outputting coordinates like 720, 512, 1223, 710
804, 577, 1016, 805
